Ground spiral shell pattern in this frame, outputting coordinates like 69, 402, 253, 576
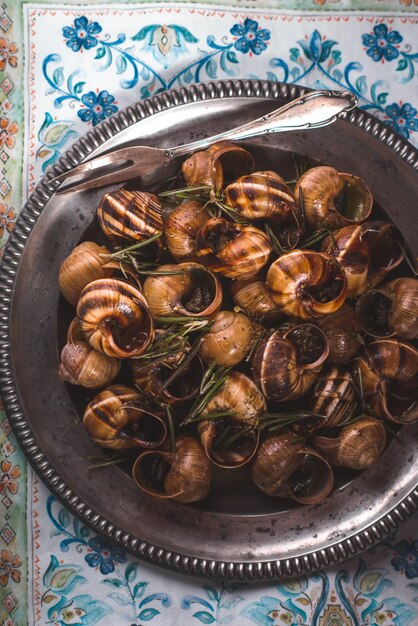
97, 189, 163, 243
58, 241, 113, 306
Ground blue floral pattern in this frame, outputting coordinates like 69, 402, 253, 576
63, 16, 102, 52
230, 18, 271, 56
384, 102, 418, 139
85, 537, 126, 575
77, 90, 118, 126
362, 24, 403, 62
391, 541, 418, 579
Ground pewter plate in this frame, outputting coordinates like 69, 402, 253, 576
1, 80, 418, 581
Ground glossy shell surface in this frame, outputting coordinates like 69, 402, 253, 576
1, 81, 418, 581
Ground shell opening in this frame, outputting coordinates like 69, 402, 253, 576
154, 359, 201, 400
121, 409, 166, 447
207, 221, 239, 253
181, 267, 217, 313
285, 324, 329, 368
103, 317, 150, 353
356, 291, 392, 337
302, 261, 345, 305
363, 225, 402, 273
289, 453, 331, 503
334, 177, 371, 222
134, 453, 171, 495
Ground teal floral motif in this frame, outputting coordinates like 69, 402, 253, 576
391, 541, 418, 579
230, 18, 270, 56
362, 25, 402, 62
181, 582, 244, 624
132, 24, 198, 68
77, 90, 118, 125
36, 112, 78, 171
63, 16, 102, 52
384, 102, 418, 139
41, 555, 111, 626
46, 496, 172, 623
84, 536, 126, 574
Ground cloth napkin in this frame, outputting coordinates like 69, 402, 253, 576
1, 2, 418, 626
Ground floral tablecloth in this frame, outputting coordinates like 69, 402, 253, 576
1, 1, 418, 625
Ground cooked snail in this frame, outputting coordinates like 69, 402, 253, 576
164, 200, 210, 263
143, 262, 222, 319
83, 385, 167, 449
358, 339, 418, 424
312, 416, 386, 470
77, 278, 154, 358
59, 339, 121, 389
182, 142, 254, 191
197, 371, 265, 468
294, 166, 372, 229
322, 221, 403, 297
316, 304, 362, 364
266, 250, 347, 319
225, 171, 302, 248
251, 433, 333, 504
310, 367, 357, 428
132, 435, 212, 503
356, 277, 418, 339
252, 324, 329, 402
231, 275, 283, 325
199, 310, 255, 367
196, 217, 272, 279
97, 189, 163, 244
58, 241, 113, 306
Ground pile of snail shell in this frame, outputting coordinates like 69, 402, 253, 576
57, 142, 418, 506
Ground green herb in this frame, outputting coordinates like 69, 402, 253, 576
103, 232, 162, 259
88, 452, 133, 470
164, 404, 176, 453
160, 337, 203, 390
158, 185, 212, 198
181, 364, 232, 426
264, 223, 285, 255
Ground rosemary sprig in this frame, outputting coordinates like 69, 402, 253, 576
181, 364, 232, 426
293, 153, 310, 179
88, 452, 133, 470
159, 185, 212, 198
264, 223, 285, 255
160, 337, 203, 390
212, 200, 248, 224
258, 411, 327, 432
155, 315, 210, 326
103, 232, 162, 258
245, 329, 270, 363
164, 404, 176, 453
216, 426, 253, 450
300, 229, 329, 248
185, 410, 235, 423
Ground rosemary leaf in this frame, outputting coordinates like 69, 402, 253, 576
104, 232, 162, 257
159, 185, 212, 198
164, 404, 176, 453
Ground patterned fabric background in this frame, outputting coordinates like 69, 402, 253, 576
1, 2, 418, 626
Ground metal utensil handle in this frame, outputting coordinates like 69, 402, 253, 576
171, 90, 357, 158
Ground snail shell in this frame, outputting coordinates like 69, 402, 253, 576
252, 324, 329, 402
358, 339, 418, 424
77, 278, 154, 358
311, 367, 357, 428
294, 166, 372, 230
143, 262, 222, 319
225, 172, 302, 248
164, 200, 210, 263
83, 385, 166, 450
312, 416, 387, 470
231, 275, 282, 325
198, 371, 265, 468
322, 221, 403, 297
199, 310, 255, 367
251, 433, 334, 504
356, 278, 418, 339
58, 241, 113, 306
182, 142, 254, 191
316, 304, 362, 364
266, 250, 347, 320
132, 436, 212, 503
97, 189, 163, 244
196, 217, 272, 279
58, 339, 121, 389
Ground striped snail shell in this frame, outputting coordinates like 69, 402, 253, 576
322, 221, 403, 297
231, 275, 283, 325
199, 310, 255, 367
294, 166, 372, 230
312, 416, 387, 470
58, 241, 113, 306
225, 171, 302, 249
164, 200, 210, 263
358, 339, 418, 424
316, 304, 362, 364
77, 278, 154, 358
266, 250, 347, 320
132, 436, 212, 503
252, 324, 329, 402
182, 142, 254, 191
310, 367, 357, 428
143, 261, 222, 319
97, 189, 163, 244
196, 217, 272, 280
83, 385, 167, 450
251, 434, 333, 504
